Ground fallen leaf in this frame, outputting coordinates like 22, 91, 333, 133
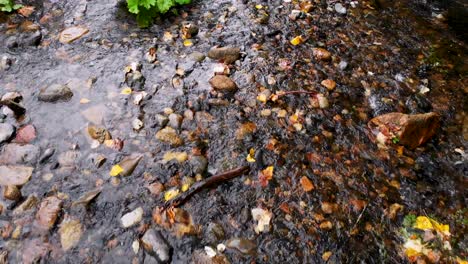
258, 166, 274, 187
290, 36, 303, 46
183, 39, 193, 47
164, 188, 180, 201
121, 87, 132, 95
246, 148, 256, 163
300, 176, 314, 191
414, 216, 450, 235
109, 164, 124, 177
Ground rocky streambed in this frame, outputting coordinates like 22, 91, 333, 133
0, 0, 467, 263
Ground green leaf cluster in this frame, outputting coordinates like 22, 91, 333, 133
0, 0, 22, 12
126, 0, 191, 28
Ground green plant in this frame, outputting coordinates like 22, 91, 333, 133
0, 0, 22, 12
127, 0, 191, 28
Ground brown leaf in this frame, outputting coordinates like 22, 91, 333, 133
300, 176, 315, 192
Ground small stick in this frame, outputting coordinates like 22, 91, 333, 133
350, 204, 368, 232
278, 90, 317, 96
163, 166, 250, 209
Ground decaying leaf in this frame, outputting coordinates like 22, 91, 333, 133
109, 164, 124, 177
121, 87, 132, 95
290, 36, 303, 46
414, 216, 450, 236
164, 188, 180, 201
251, 207, 272, 233
258, 166, 274, 187
246, 148, 256, 163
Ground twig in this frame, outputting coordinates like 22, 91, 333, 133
277, 90, 317, 97
163, 166, 250, 209
350, 204, 368, 232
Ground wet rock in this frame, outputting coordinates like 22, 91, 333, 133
72, 189, 101, 207
190, 155, 208, 175
0, 165, 33, 186
321, 79, 336, 90
209, 75, 237, 92
168, 113, 183, 129
22, 238, 50, 263
3, 185, 22, 201
89, 153, 106, 168
155, 114, 169, 127
21, 30, 42, 47
189, 51, 206, 62
125, 63, 146, 90
59, 26, 89, 43
368, 112, 440, 149
145, 46, 157, 63
14, 124, 36, 144
57, 151, 80, 167
35, 196, 63, 230
39, 148, 55, 163
81, 104, 107, 124
338, 60, 348, 70
205, 222, 225, 244
6, 36, 18, 49
1, 91, 25, 116
207, 47, 240, 64
13, 195, 38, 215
0, 123, 15, 144
132, 118, 144, 131
192, 249, 230, 264
334, 3, 347, 14
312, 48, 332, 61
121, 207, 143, 228
155, 127, 183, 146
87, 126, 112, 144
38, 84, 73, 102
0, 143, 40, 165
0, 55, 12, 71
181, 22, 199, 39
59, 218, 82, 251
226, 238, 257, 255
141, 229, 171, 263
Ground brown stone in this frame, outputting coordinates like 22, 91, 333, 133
368, 112, 440, 149
3, 185, 21, 201
207, 47, 240, 64
209, 75, 238, 92
312, 48, 332, 61
59, 26, 89, 44
35, 196, 62, 230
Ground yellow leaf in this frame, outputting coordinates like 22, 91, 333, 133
290, 36, 303, 46
246, 148, 256, 163
109, 164, 124, 177
181, 183, 190, 192
414, 216, 450, 234
164, 188, 180, 201
257, 93, 268, 103
403, 238, 423, 257
183, 39, 193, 47
263, 166, 274, 179
255, 4, 263, 9
121, 87, 132, 95
456, 257, 468, 264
